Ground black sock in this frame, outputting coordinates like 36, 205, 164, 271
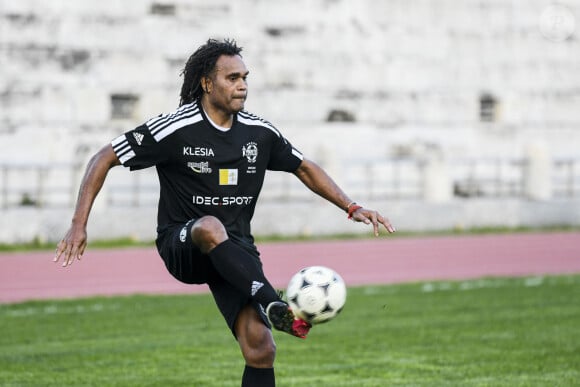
242, 366, 275, 387
208, 240, 280, 308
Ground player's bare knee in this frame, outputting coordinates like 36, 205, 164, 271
191, 216, 228, 253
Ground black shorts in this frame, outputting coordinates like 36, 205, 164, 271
155, 219, 270, 336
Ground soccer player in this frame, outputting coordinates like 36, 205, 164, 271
54, 38, 395, 387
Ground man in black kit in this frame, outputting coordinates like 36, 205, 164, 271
54, 38, 395, 387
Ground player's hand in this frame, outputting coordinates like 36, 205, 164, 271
54, 225, 87, 267
350, 207, 396, 236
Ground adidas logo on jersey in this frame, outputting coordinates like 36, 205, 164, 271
251, 281, 264, 296
133, 132, 144, 146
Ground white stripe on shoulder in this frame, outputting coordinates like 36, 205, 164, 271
237, 111, 281, 137
147, 102, 198, 129
291, 148, 304, 160
152, 114, 204, 142
146, 103, 202, 141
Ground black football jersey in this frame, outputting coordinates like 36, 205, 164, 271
111, 101, 303, 244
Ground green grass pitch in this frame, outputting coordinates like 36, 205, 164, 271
1, 275, 579, 386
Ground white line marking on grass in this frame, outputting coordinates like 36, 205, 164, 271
421, 277, 551, 293
3, 302, 116, 318
524, 277, 544, 287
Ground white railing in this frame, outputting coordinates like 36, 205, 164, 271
553, 158, 580, 197
0, 162, 84, 208
452, 158, 526, 198
1, 157, 579, 209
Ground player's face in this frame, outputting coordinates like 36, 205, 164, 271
207, 55, 248, 114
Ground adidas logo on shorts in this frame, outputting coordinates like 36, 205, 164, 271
251, 281, 264, 296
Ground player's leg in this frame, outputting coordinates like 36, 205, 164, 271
193, 216, 311, 338
235, 304, 277, 387
156, 219, 212, 284
209, 276, 276, 386
191, 216, 281, 308
157, 217, 311, 338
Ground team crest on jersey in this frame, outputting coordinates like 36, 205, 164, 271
242, 142, 258, 163
188, 161, 212, 174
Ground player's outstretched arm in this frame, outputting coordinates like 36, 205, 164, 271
54, 144, 121, 267
293, 158, 396, 236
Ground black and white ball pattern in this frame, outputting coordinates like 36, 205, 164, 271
286, 266, 347, 324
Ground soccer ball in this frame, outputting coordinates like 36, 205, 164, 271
286, 266, 347, 324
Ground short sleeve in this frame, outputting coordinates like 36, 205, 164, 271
111, 124, 166, 171
267, 132, 303, 172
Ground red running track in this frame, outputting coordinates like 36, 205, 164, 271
1, 232, 579, 304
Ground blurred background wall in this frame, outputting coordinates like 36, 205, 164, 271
1, 0, 579, 243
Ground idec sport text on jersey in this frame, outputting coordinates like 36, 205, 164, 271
193, 195, 254, 206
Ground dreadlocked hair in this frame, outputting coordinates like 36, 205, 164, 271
179, 38, 243, 106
